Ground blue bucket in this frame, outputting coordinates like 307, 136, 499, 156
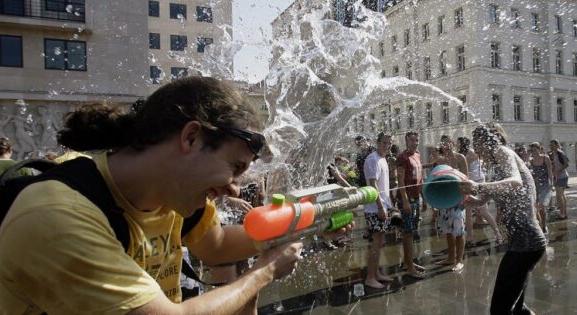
422, 165, 467, 209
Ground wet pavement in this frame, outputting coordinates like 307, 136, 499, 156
257, 178, 577, 314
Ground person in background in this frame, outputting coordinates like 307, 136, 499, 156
458, 137, 503, 245
397, 131, 426, 279
354, 136, 375, 186
363, 133, 394, 288
549, 139, 570, 220
0, 137, 33, 177
435, 135, 468, 272
529, 142, 553, 234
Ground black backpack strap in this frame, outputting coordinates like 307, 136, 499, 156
0, 157, 130, 251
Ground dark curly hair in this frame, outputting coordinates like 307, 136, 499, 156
58, 77, 261, 152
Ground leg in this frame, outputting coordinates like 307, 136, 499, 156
454, 235, 465, 272
490, 250, 544, 315
465, 207, 474, 243
366, 231, 385, 288
556, 186, 567, 218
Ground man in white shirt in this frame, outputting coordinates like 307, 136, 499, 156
363, 132, 393, 288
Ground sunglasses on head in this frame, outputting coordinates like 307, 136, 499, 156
174, 104, 265, 160
213, 123, 266, 160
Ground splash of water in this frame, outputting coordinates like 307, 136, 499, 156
260, 0, 471, 196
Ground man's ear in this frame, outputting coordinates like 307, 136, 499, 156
180, 121, 202, 153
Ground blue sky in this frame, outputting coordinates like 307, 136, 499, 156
233, 1, 292, 83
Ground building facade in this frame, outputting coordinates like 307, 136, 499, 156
0, 0, 233, 158
363, 0, 577, 173
147, 0, 233, 88
273, 0, 577, 172
0, 0, 149, 158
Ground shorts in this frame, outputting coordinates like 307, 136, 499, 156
401, 198, 419, 233
555, 176, 569, 189
364, 212, 391, 234
438, 206, 466, 237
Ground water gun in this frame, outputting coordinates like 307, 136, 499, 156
243, 184, 378, 249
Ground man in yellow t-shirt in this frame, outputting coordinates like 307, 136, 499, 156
0, 77, 328, 314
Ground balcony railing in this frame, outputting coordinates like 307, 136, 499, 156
0, 0, 85, 23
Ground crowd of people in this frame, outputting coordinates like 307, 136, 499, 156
0, 75, 572, 314
328, 125, 570, 314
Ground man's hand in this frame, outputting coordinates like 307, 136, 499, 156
323, 222, 355, 240
253, 242, 304, 280
226, 197, 253, 213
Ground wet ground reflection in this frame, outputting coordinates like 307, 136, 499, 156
258, 210, 577, 314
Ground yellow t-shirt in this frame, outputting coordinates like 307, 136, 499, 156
0, 153, 220, 314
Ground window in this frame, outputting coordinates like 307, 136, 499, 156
573, 19, 577, 37
149, 33, 160, 49
149, 1, 159, 17
422, 23, 430, 41
556, 50, 563, 75
490, 42, 501, 68
489, 4, 499, 24
456, 45, 465, 71
424, 56, 431, 80
454, 7, 464, 28
407, 105, 415, 128
533, 97, 541, 121
426, 103, 433, 126
511, 8, 521, 29
531, 13, 540, 32
403, 29, 410, 47
150, 66, 162, 84
170, 35, 187, 51
441, 101, 449, 124
197, 37, 213, 53
555, 15, 563, 33
532, 48, 541, 73
574, 99, 577, 122
0, 35, 22, 67
391, 35, 397, 52
1, 0, 25, 15
394, 108, 401, 130
557, 98, 565, 121
512, 45, 522, 71
439, 50, 447, 76
44, 39, 86, 71
379, 41, 384, 57
171, 67, 188, 80
392, 65, 399, 76
170, 3, 186, 19
513, 95, 523, 121
458, 95, 467, 122
405, 61, 412, 79
196, 6, 213, 23
438, 15, 445, 35
492, 94, 501, 121
573, 53, 577, 76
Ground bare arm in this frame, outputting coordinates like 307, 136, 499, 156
129, 241, 303, 315
187, 224, 258, 266
397, 166, 410, 211
329, 165, 352, 187
478, 147, 523, 194
368, 178, 387, 218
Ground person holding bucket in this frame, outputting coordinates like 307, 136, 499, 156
459, 124, 546, 315
434, 135, 468, 272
